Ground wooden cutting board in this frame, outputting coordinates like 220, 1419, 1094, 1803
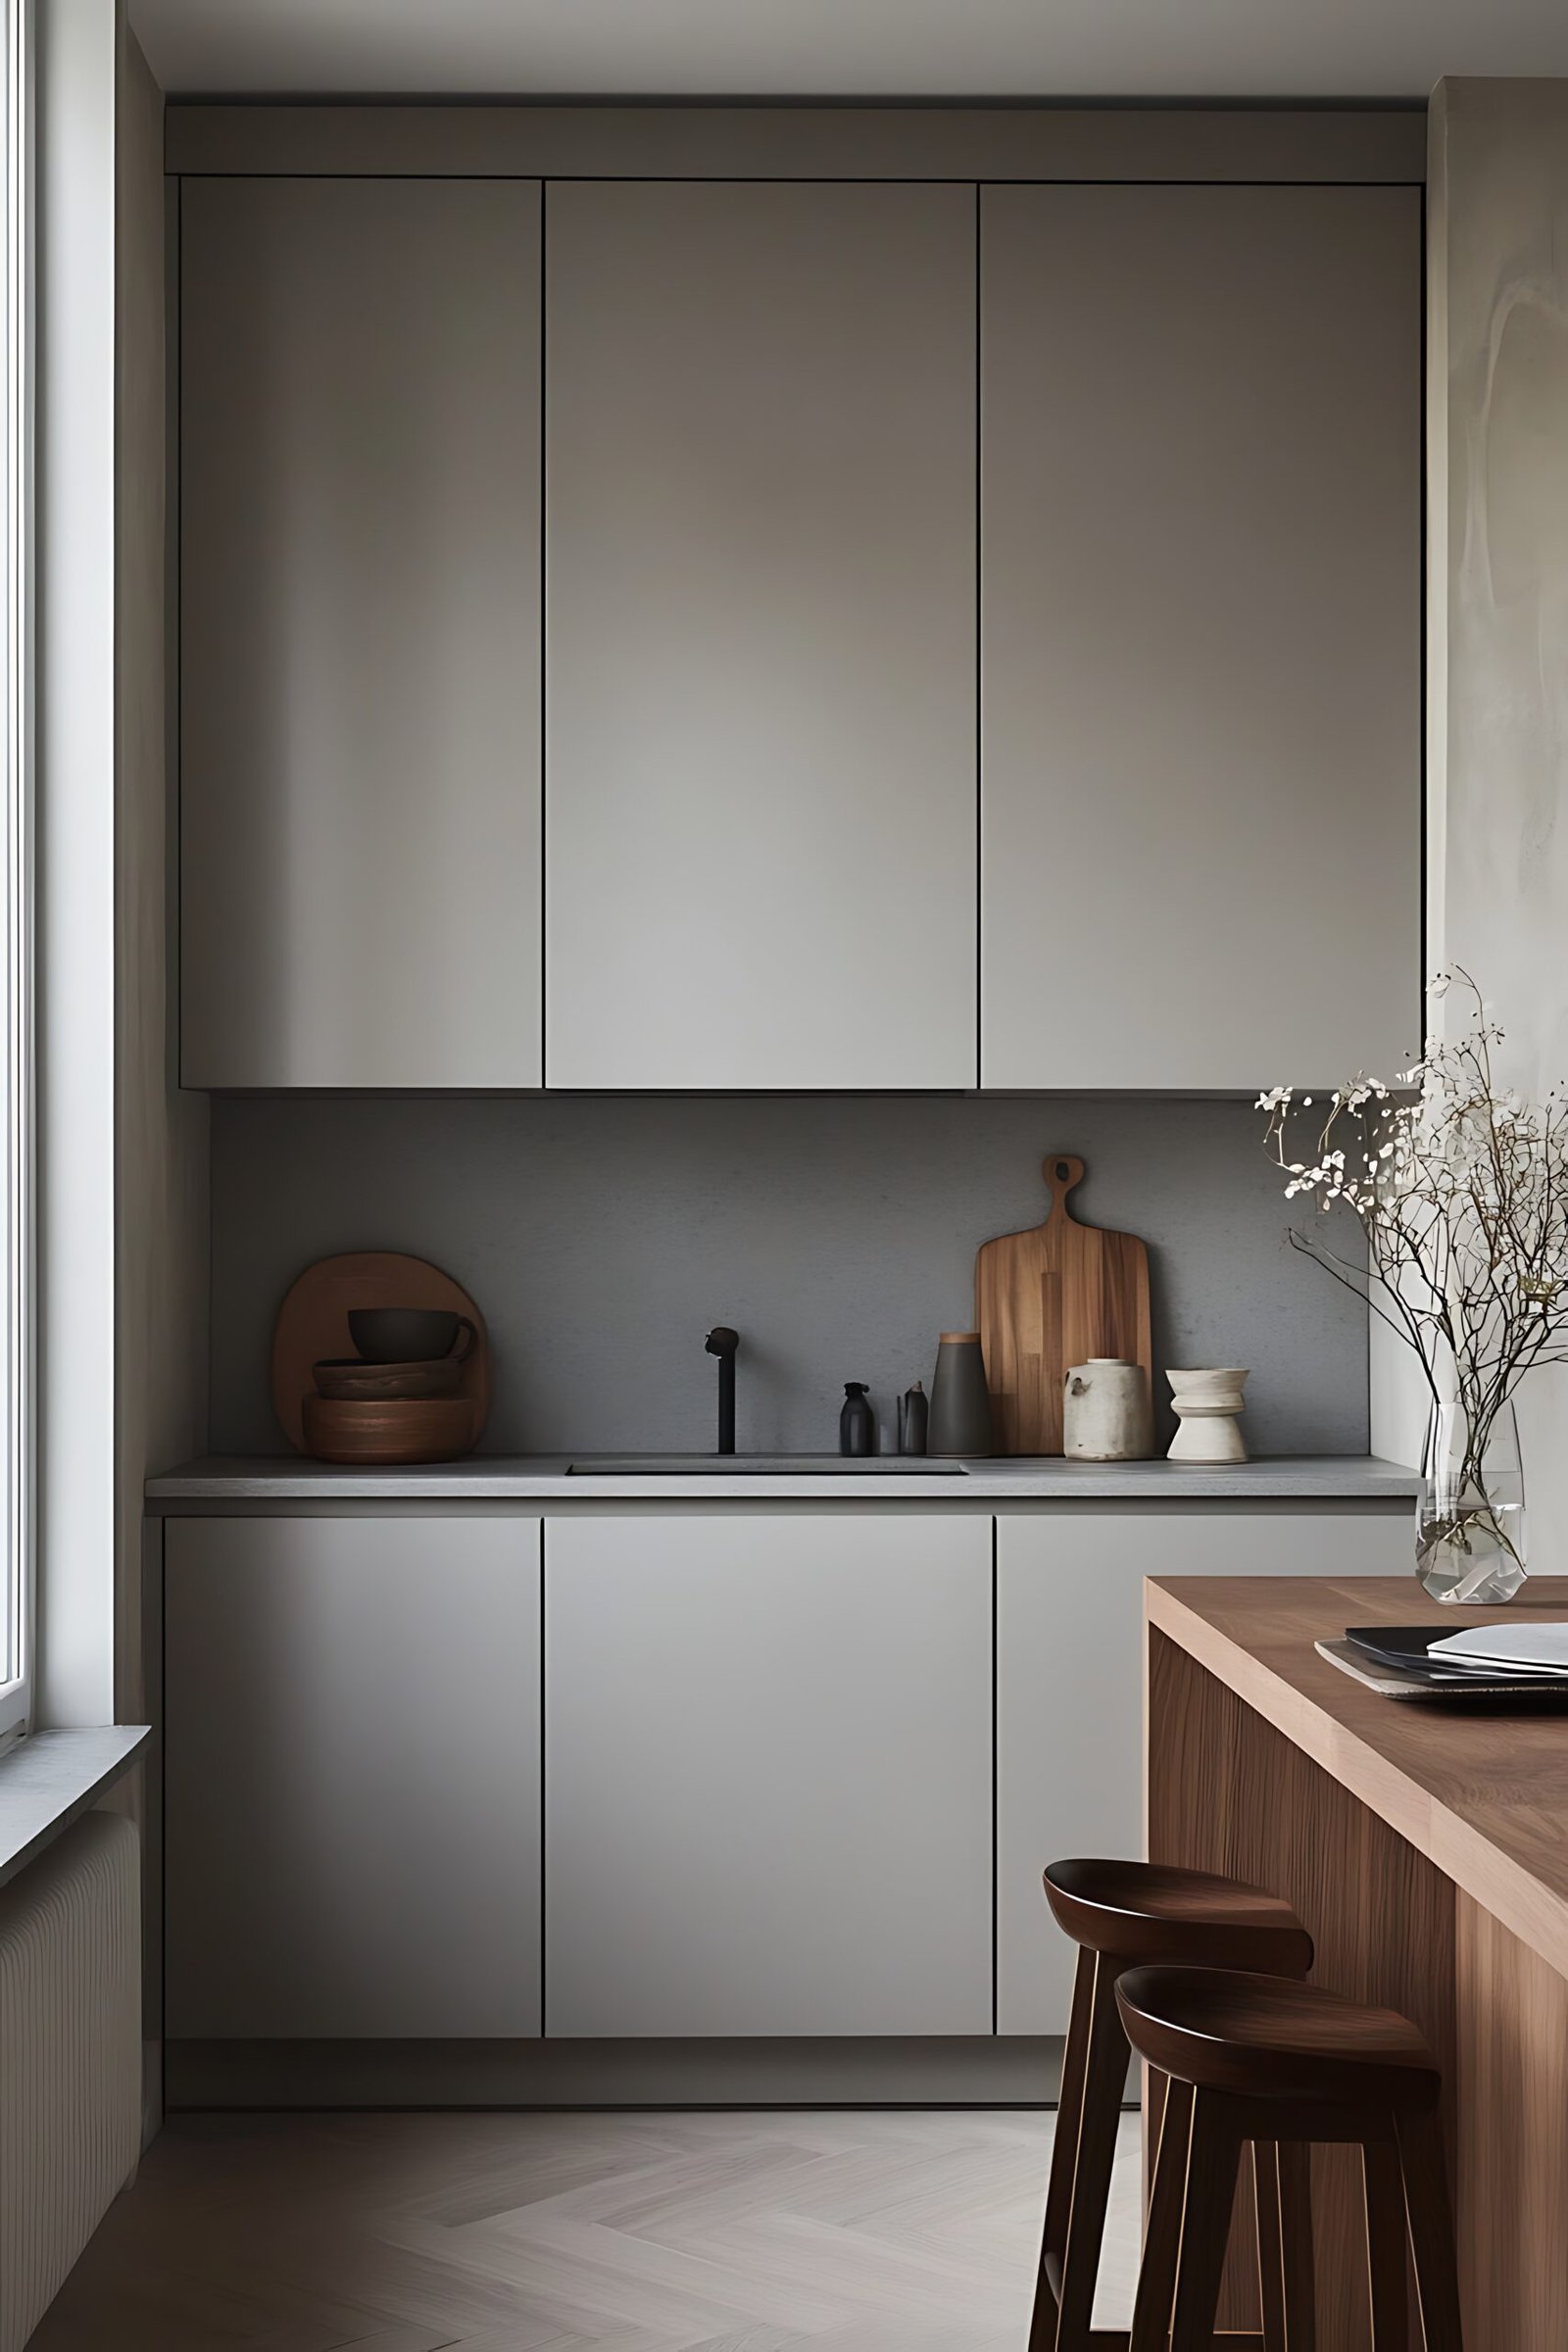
974, 1154, 1152, 1456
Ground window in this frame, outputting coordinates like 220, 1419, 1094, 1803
0, 0, 30, 1750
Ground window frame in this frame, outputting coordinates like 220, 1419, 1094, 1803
0, 0, 33, 1753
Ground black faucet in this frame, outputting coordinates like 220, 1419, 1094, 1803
705, 1326, 739, 1454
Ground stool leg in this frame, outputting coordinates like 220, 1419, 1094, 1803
1168, 2090, 1243, 2352
1254, 2140, 1315, 2351
1054, 1950, 1133, 2352
1278, 2143, 1316, 2350
1253, 2141, 1287, 2352
1129, 2074, 1192, 2352
1361, 2140, 1409, 2349
1395, 2110, 1465, 2352
1030, 1943, 1096, 2352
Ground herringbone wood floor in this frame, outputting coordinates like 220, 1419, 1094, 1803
29, 2109, 1142, 2352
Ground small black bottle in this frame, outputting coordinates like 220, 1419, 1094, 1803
898, 1380, 929, 1456
840, 1382, 876, 1457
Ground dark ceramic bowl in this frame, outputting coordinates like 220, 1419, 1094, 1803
348, 1306, 472, 1365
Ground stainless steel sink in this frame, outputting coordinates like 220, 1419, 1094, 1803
566, 1453, 966, 1476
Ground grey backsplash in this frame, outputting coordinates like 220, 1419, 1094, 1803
205, 1095, 1369, 1459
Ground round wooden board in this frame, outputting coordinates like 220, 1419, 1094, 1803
271, 1251, 491, 1454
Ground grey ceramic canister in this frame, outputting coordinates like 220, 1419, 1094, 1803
927, 1332, 994, 1457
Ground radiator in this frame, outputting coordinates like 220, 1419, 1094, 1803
0, 1811, 140, 2352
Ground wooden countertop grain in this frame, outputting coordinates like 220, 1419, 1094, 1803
1146, 1575, 1568, 1986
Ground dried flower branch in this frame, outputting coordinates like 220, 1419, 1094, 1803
1259, 970, 1568, 1589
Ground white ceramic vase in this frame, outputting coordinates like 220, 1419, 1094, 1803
1062, 1358, 1152, 1461
1166, 1367, 1250, 1464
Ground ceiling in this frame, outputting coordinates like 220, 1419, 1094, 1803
129, 0, 1568, 102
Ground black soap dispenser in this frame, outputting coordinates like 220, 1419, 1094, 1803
840, 1383, 876, 1457
898, 1380, 929, 1456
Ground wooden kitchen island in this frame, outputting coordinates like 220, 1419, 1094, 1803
1147, 1575, 1568, 2352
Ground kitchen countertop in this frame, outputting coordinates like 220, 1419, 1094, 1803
145, 1453, 1420, 1505
1147, 1573, 1568, 1974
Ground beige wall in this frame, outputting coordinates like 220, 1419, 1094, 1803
115, 22, 208, 1724
1379, 80, 1568, 1521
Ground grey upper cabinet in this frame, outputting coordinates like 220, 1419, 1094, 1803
980, 185, 1421, 1091
545, 182, 978, 1090
179, 174, 1419, 1095
545, 1511, 993, 2035
165, 1514, 543, 2038
180, 178, 543, 1088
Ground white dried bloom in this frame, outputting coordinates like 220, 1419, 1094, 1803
1259, 966, 1568, 1462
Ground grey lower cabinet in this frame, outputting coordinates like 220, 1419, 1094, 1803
980, 184, 1421, 1090
544, 1512, 994, 2035
544, 181, 978, 1090
994, 1506, 1409, 2035
180, 177, 544, 1087
160, 1498, 1411, 2058
164, 1515, 543, 2038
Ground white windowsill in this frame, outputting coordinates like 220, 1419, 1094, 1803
0, 1725, 149, 1890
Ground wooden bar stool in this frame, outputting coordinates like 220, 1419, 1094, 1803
1116, 1965, 1464, 2352
1031, 1859, 1314, 2352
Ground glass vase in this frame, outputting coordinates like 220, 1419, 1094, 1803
1415, 1400, 1527, 1604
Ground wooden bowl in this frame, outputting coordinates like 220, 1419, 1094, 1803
313, 1356, 465, 1402
301, 1396, 479, 1466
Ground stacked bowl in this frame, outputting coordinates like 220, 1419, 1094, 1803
305, 1308, 480, 1464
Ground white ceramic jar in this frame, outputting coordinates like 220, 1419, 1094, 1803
1062, 1358, 1153, 1461
1166, 1367, 1250, 1463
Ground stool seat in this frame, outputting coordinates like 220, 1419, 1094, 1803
1044, 1856, 1314, 1974
1118, 1963, 1442, 2113
1119, 1966, 1463, 2351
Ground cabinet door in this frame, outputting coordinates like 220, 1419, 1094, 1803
545, 182, 977, 1089
181, 178, 543, 1087
165, 1516, 542, 2037
980, 185, 1420, 1090
995, 1506, 1407, 2034
545, 1512, 992, 2034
